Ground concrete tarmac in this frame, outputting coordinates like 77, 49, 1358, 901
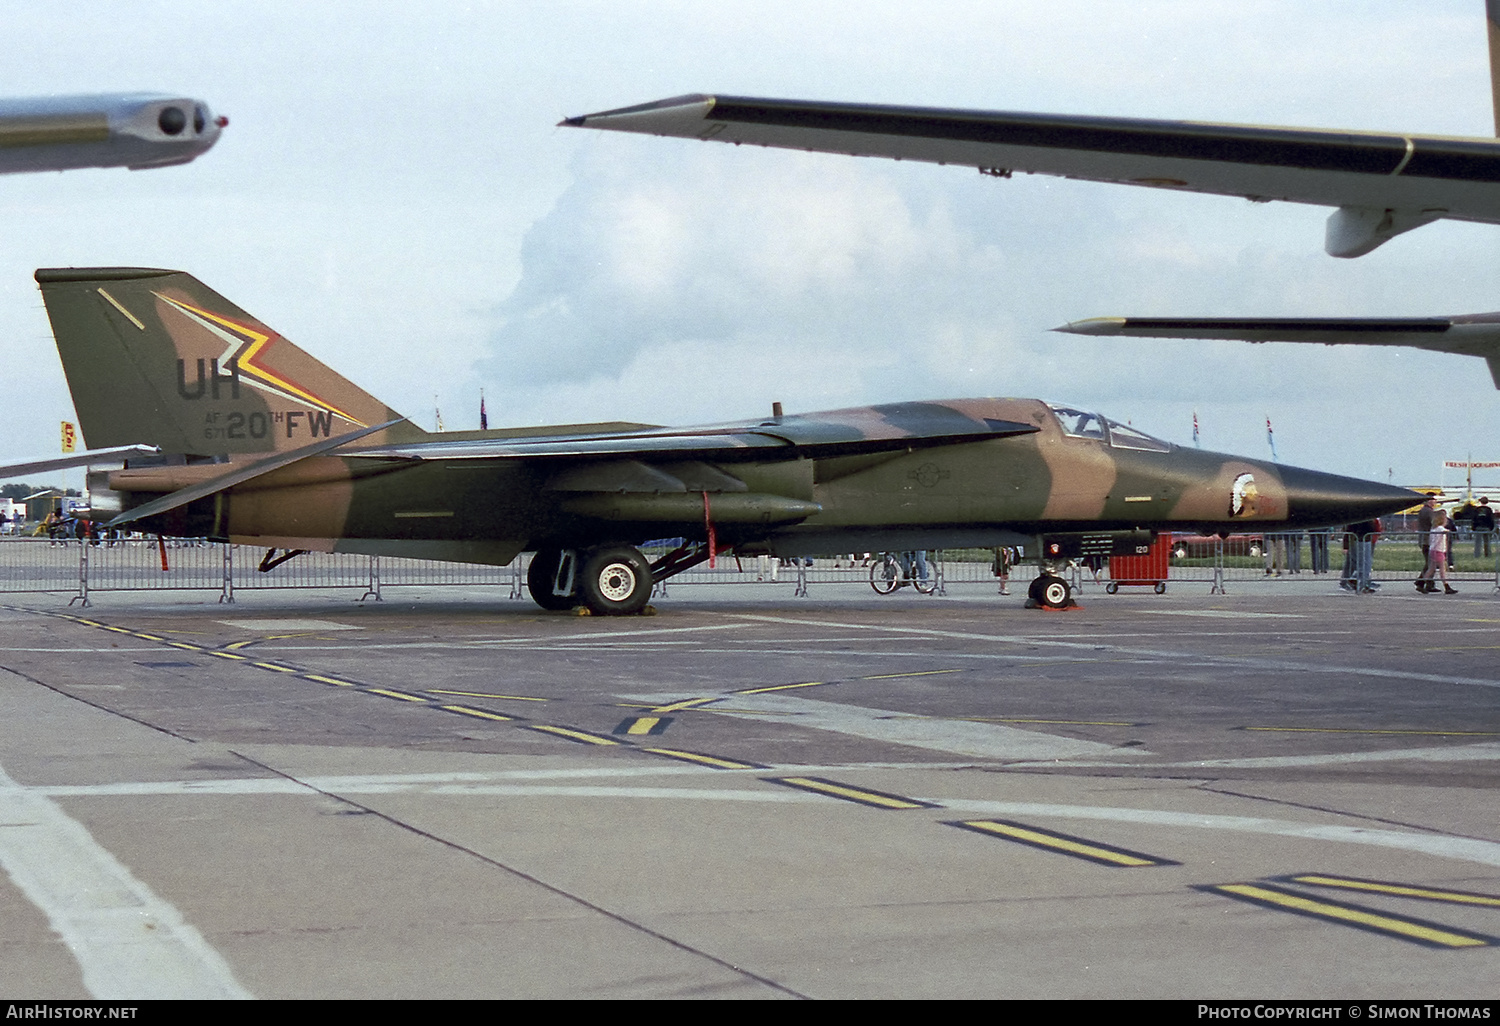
1, 579, 1498, 999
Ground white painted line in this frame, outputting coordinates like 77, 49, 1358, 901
1147, 610, 1305, 619
626, 690, 1134, 761
1047, 741, 1500, 771
730, 613, 1500, 690
22, 769, 1500, 869
467, 623, 749, 645
0, 761, 251, 999
216, 619, 360, 631
31, 761, 984, 795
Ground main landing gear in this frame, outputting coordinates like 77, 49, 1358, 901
528, 543, 699, 616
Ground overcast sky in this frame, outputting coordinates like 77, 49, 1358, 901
2, 1, 1497, 488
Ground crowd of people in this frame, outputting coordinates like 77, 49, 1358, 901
1261, 494, 1495, 596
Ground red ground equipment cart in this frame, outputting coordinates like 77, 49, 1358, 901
1106, 535, 1170, 594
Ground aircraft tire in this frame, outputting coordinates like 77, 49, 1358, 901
579, 545, 653, 616
1035, 574, 1071, 609
527, 548, 578, 611
1027, 576, 1046, 603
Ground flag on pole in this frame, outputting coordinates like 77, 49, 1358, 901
60, 422, 76, 454
1192, 411, 1200, 449
434, 395, 444, 432
1266, 416, 1279, 463
479, 390, 488, 431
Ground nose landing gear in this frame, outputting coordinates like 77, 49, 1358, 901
1027, 572, 1075, 609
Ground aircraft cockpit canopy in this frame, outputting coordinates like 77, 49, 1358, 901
1048, 404, 1172, 453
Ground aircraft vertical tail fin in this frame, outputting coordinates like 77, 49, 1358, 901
35, 267, 427, 455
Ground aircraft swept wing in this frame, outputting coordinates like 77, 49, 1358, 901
1054, 314, 1500, 388
0, 94, 225, 175
562, 92, 1500, 258
352, 405, 1038, 463
0, 444, 160, 479
16, 266, 1417, 615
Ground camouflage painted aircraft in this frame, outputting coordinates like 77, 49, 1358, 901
0, 94, 225, 175
5, 267, 1415, 613
561, 5, 1500, 259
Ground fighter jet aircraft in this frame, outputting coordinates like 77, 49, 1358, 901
4, 267, 1416, 613
0, 94, 224, 175
560, 6, 1500, 258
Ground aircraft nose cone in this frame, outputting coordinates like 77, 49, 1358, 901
1278, 465, 1421, 526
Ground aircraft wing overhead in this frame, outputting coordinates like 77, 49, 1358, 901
1055, 314, 1500, 388
0, 94, 225, 176
563, 94, 1500, 257
351, 402, 1039, 463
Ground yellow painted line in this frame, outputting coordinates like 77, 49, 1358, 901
133, 633, 164, 641
1286, 875, 1500, 908
860, 669, 961, 680
366, 688, 427, 703
1206, 883, 1493, 948
644, 748, 760, 770
772, 776, 936, 810
626, 717, 662, 735
651, 697, 721, 713
737, 681, 825, 695
166, 642, 202, 651
74, 619, 103, 627
441, 705, 513, 722
954, 820, 1173, 867
303, 674, 356, 687
526, 724, 619, 746
208, 651, 247, 661
225, 640, 258, 650
426, 689, 547, 701
98, 626, 133, 634
252, 662, 298, 674
1245, 726, 1500, 736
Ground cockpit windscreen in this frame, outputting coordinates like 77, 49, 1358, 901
1049, 405, 1105, 440
1048, 404, 1172, 452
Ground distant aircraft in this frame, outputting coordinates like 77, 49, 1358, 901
0, 94, 224, 175
561, 7, 1500, 258
0, 268, 1415, 612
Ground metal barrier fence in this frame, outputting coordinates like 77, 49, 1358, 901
0, 532, 1494, 605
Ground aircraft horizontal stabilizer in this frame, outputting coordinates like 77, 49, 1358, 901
107, 418, 403, 528
1054, 315, 1500, 388
0, 444, 160, 480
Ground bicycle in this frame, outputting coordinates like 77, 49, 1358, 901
870, 551, 936, 595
